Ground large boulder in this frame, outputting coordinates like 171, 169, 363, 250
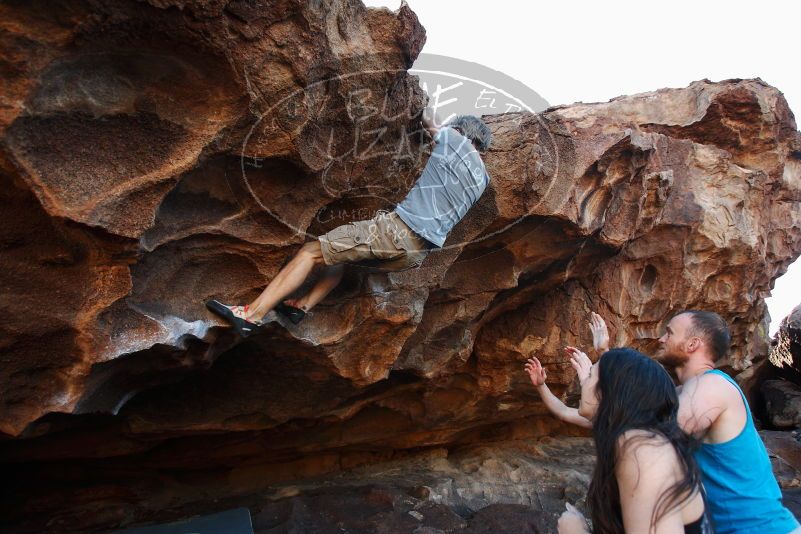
1, 0, 800, 531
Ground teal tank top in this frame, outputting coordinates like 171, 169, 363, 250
694, 369, 799, 534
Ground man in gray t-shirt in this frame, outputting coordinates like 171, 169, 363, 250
206, 110, 492, 336
395, 123, 490, 248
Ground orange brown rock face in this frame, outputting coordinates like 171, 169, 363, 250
1, 0, 800, 531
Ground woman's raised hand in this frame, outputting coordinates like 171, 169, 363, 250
524, 356, 548, 387
565, 346, 592, 385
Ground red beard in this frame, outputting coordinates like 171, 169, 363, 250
656, 348, 689, 368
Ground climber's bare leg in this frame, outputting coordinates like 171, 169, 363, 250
285, 264, 344, 312
244, 241, 325, 321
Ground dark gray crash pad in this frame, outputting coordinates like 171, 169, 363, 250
114, 507, 253, 534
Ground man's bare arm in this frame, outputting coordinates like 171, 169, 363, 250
525, 357, 592, 429
677, 374, 725, 437
421, 107, 441, 140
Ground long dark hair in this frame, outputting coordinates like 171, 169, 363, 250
587, 348, 702, 533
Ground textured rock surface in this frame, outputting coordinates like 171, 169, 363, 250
2, 0, 801, 531
114, 438, 596, 534
0, 0, 428, 437
763, 430, 801, 488
762, 431, 801, 523
771, 303, 801, 381
763, 379, 801, 428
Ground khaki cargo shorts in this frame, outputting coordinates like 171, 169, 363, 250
318, 210, 434, 270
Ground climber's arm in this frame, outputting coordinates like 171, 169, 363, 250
421, 106, 441, 141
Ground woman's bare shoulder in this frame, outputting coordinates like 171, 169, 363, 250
616, 429, 676, 468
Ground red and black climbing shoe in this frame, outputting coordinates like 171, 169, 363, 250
205, 300, 264, 338
275, 302, 306, 324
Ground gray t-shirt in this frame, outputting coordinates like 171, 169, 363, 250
395, 126, 490, 247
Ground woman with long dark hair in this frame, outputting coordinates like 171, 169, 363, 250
531, 348, 713, 533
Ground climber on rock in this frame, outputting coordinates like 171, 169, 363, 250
206, 107, 493, 337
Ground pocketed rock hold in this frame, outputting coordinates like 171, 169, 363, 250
1, 0, 801, 531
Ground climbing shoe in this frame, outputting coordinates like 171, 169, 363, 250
205, 299, 264, 338
275, 302, 306, 324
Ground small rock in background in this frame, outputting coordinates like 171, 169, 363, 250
763, 380, 801, 428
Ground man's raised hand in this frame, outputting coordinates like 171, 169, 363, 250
565, 346, 592, 385
420, 106, 441, 145
588, 312, 610, 353
524, 357, 548, 387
